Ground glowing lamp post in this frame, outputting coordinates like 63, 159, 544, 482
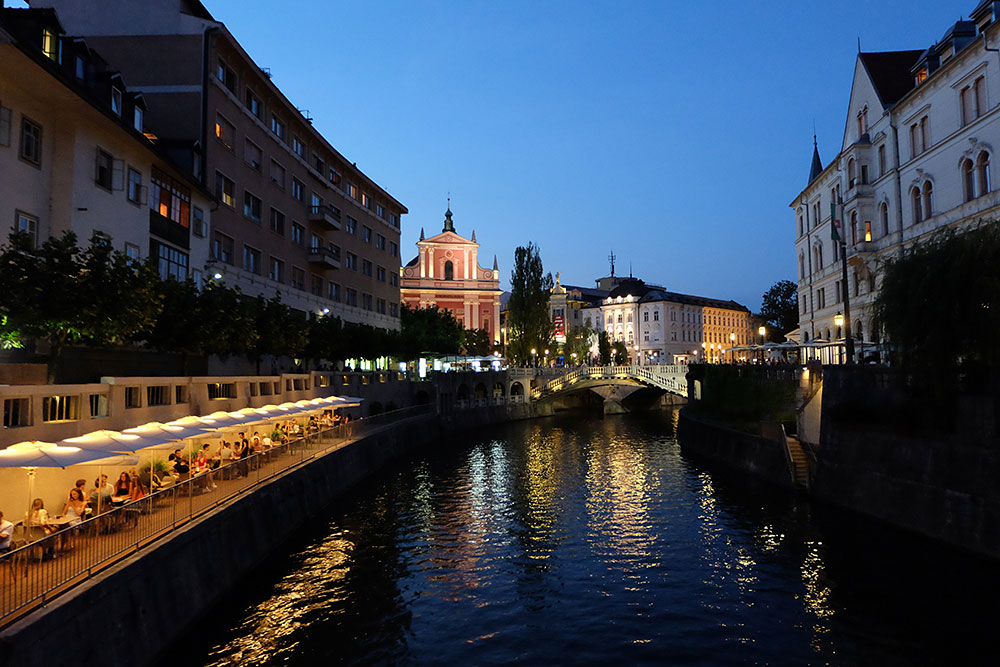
729, 332, 735, 363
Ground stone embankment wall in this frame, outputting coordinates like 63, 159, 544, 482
0, 404, 531, 666
676, 411, 793, 489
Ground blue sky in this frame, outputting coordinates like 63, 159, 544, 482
19, 0, 971, 310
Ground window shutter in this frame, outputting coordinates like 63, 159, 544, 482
0, 106, 10, 147
112, 159, 125, 190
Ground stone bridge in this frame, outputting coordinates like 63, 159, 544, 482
529, 364, 689, 414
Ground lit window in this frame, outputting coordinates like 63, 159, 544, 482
152, 167, 192, 226
215, 114, 234, 150
133, 107, 143, 133
42, 28, 58, 61
111, 88, 122, 116
215, 172, 235, 207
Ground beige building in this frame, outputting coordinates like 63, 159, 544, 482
1, 7, 211, 279
34, 0, 407, 328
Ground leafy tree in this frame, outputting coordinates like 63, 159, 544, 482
598, 331, 612, 365
562, 325, 592, 364
250, 294, 309, 373
611, 341, 629, 365
758, 279, 798, 342
873, 223, 1000, 369
399, 305, 463, 358
0, 316, 22, 350
461, 328, 492, 356
507, 243, 554, 365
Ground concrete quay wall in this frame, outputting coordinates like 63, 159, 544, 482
676, 410, 794, 490
0, 404, 527, 667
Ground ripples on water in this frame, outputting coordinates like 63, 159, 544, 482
172, 412, 1000, 666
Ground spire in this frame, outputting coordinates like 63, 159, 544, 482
443, 197, 454, 233
471, 229, 476, 242
808, 134, 823, 184
493, 254, 498, 271
419, 227, 425, 241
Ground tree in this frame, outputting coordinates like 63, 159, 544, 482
461, 328, 492, 356
598, 331, 612, 365
507, 243, 554, 365
562, 325, 592, 364
758, 279, 798, 342
611, 341, 629, 365
873, 223, 1000, 369
399, 305, 463, 358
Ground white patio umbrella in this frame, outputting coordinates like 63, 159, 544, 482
57, 429, 149, 454
203, 410, 262, 427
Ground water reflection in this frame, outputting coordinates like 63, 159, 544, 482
173, 411, 1000, 666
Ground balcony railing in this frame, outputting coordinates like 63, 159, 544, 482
308, 204, 341, 230
308, 245, 341, 269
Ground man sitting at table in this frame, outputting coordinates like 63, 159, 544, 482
168, 450, 191, 480
89, 479, 113, 514
0, 510, 14, 554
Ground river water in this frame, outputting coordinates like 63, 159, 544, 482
171, 412, 1000, 666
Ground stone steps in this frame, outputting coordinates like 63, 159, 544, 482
785, 435, 810, 488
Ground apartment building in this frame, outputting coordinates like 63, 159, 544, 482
0, 7, 211, 279
33, 0, 407, 328
792, 3, 1000, 361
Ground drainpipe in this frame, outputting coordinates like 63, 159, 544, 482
888, 109, 904, 243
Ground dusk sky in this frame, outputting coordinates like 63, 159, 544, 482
22, 0, 970, 310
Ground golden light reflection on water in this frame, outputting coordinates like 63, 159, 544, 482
799, 539, 835, 653
206, 531, 354, 665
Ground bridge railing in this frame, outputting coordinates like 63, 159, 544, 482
532, 364, 688, 399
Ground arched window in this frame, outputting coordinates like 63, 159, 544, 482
963, 158, 976, 202
799, 253, 805, 279
911, 187, 923, 224
922, 181, 933, 219
855, 321, 863, 341
803, 330, 809, 342
825, 328, 831, 340
978, 151, 991, 195
848, 157, 857, 187
879, 202, 889, 237
444, 260, 454, 280
850, 211, 858, 245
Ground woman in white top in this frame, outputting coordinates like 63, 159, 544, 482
28, 498, 54, 535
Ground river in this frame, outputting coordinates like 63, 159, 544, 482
168, 411, 1000, 666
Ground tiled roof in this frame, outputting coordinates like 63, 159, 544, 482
859, 50, 924, 107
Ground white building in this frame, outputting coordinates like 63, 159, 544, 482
792, 5, 1000, 361
0, 7, 211, 280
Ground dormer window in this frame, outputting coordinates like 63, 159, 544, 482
111, 88, 122, 116
915, 67, 928, 84
75, 56, 84, 79
41, 29, 58, 62
134, 107, 143, 133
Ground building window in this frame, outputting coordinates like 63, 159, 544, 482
376, 234, 385, 250
362, 226, 372, 243
390, 302, 399, 317
291, 178, 304, 201
850, 212, 858, 245
243, 245, 262, 274
269, 208, 285, 235
15, 212, 39, 247
348, 183, 358, 200
244, 139, 262, 170
362, 260, 373, 277
444, 260, 454, 280
291, 266, 305, 290
193, 207, 207, 238
879, 202, 889, 237
362, 192, 371, 209
152, 167, 191, 226
922, 181, 933, 219
245, 88, 262, 118
363, 293, 373, 311
215, 172, 235, 207
42, 395, 80, 422
911, 186, 923, 224
310, 273, 323, 296
864, 220, 872, 242
961, 76, 987, 125
269, 257, 284, 282
390, 272, 398, 287
291, 222, 304, 246
41, 28, 58, 62
963, 158, 976, 201
376, 204, 385, 218
243, 191, 262, 223
153, 241, 189, 280
328, 167, 341, 186
345, 288, 358, 306
271, 115, 284, 140
111, 87, 122, 116
20, 117, 42, 165
217, 59, 236, 93
389, 241, 398, 257
212, 231, 234, 264
345, 217, 356, 235
127, 167, 143, 204
346, 252, 357, 270
124, 243, 140, 262
847, 158, 856, 187
978, 151, 991, 196
215, 114, 234, 150
293, 136, 304, 157
328, 282, 340, 301
268, 160, 285, 190
877, 144, 886, 176
94, 148, 115, 190
389, 213, 398, 227
376, 266, 386, 282
312, 152, 324, 173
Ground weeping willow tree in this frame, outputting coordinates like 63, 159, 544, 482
873, 221, 1000, 370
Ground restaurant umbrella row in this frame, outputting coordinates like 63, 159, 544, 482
0, 396, 362, 532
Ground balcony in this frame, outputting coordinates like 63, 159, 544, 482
149, 209, 190, 249
308, 204, 341, 231
307, 245, 341, 269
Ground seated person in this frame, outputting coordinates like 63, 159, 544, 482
90, 478, 113, 512
63, 489, 87, 527
113, 472, 132, 498
28, 498, 55, 536
168, 449, 190, 478
130, 476, 147, 502
0, 510, 14, 553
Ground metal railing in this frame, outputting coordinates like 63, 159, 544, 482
0, 405, 431, 627
532, 364, 689, 398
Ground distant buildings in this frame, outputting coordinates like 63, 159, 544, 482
20, 0, 406, 328
399, 207, 503, 343
551, 273, 752, 364
0, 7, 212, 281
792, 4, 1000, 360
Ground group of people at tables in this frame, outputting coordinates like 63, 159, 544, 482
0, 411, 349, 557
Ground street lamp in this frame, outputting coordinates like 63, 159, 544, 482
701, 342, 706, 364
571, 352, 577, 365
758, 325, 766, 344
834, 312, 845, 364
729, 332, 735, 364
710, 343, 715, 364
634, 345, 639, 366
531, 348, 537, 368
